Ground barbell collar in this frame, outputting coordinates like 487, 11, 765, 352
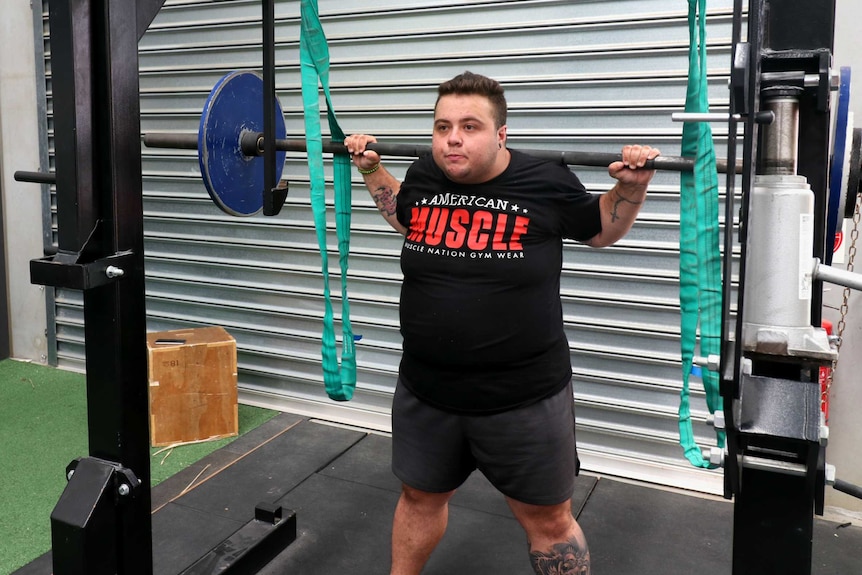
145, 132, 740, 174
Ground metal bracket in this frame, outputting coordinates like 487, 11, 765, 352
51, 457, 142, 575
731, 42, 751, 117
31, 250, 135, 290
179, 502, 297, 574
735, 371, 822, 442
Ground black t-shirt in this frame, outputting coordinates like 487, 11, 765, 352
395, 150, 602, 414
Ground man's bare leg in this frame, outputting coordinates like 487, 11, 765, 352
507, 497, 590, 575
390, 484, 456, 575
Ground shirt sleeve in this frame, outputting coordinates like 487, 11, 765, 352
396, 158, 429, 229
554, 167, 603, 242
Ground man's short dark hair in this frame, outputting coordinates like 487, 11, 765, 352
436, 71, 507, 129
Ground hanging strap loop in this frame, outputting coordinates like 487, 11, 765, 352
678, 0, 725, 467
300, 0, 356, 401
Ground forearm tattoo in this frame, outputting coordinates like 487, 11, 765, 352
372, 185, 398, 218
609, 189, 643, 223
529, 538, 590, 575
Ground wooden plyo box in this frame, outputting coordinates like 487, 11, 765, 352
147, 326, 238, 447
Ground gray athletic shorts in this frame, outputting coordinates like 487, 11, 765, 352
391, 379, 579, 506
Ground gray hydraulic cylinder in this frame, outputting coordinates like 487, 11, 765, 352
741, 174, 835, 359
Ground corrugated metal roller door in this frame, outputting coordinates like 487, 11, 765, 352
44, 0, 739, 494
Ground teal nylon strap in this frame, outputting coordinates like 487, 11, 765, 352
300, 0, 356, 401
678, 0, 725, 467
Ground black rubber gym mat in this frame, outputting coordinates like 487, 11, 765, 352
318, 431, 598, 521
262, 472, 532, 574
14, 413, 862, 575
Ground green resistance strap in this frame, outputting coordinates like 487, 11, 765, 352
678, 0, 725, 467
300, 0, 356, 401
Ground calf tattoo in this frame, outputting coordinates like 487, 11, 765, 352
529, 538, 590, 575
373, 186, 398, 218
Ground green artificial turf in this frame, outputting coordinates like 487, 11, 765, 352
0, 358, 277, 575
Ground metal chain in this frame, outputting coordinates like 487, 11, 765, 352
826, 190, 861, 410
836, 194, 860, 351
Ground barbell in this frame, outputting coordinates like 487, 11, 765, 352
18, 70, 746, 217
141, 70, 744, 217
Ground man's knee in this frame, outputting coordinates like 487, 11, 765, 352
531, 512, 577, 542
400, 484, 456, 509
507, 498, 577, 540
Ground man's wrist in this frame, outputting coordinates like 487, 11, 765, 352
357, 163, 381, 175
613, 181, 647, 200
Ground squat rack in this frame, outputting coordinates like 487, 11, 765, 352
21, 0, 862, 574
29, 1, 295, 574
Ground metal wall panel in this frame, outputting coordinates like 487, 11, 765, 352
42, 0, 742, 493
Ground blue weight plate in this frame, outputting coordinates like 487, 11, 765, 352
826, 66, 851, 263
198, 71, 287, 216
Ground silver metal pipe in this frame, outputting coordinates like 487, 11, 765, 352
814, 259, 862, 291
672, 112, 741, 123
741, 455, 807, 477
761, 96, 800, 175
